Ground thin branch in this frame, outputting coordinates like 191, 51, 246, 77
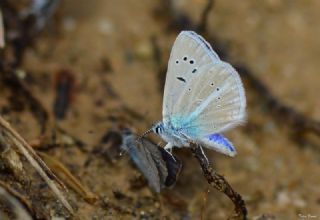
190, 145, 247, 220
0, 116, 74, 216
38, 151, 98, 204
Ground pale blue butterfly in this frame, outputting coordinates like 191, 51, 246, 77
144, 31, 246, 157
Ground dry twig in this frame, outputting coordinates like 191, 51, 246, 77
38, 151, 98, 204
0, 116, 74, 216
190, 145, 247, 220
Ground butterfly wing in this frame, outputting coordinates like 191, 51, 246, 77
176, 61, 245, 156
162, 31, 220, 123
201, 133, 237, 157
176, 60, 246, 134
141, 139, 168, 188
121, 131, 182, 192
138, 138, 182, 189
121, 133, 162, 193
163, 32, 246, 156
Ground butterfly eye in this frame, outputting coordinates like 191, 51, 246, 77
176, 60, 179, 64
216, 87, 220, 91
210, 82, 214, 86
192, 68, 197, 73
183, 56, 187, 61
189, 59, 195, 64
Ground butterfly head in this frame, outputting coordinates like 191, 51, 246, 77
152, 121, 165, 135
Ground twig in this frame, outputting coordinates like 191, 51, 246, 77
190, 145, 247, 220
0, 116, 74, 216
0, 143, 27, 184
38, 151, 98, 204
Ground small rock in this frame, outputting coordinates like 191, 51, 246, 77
276, 191, 290, 206
63, 17, 76, 32
98, 19, 114, 35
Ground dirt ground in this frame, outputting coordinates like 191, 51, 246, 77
0, 0, 320, 219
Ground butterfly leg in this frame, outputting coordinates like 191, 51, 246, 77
199, 145, 209, 166
164, 143, 173, 152
164, 143, 176, 162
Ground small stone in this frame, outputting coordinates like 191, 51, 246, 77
63, 17, 76, 32
134, 41, 153, 60
98, 19, 114, 35
276, 191, 290, 206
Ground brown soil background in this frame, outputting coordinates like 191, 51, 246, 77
1, 0, 320, 219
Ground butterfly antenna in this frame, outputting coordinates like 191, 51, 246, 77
137, 128, 153, 142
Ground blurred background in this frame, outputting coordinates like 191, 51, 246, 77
0, 0, 319, 219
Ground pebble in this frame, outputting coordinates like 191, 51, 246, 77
63, 17, 76, 32
98, 19, 114, 35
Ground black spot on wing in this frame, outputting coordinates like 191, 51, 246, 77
177, 77, 186, 83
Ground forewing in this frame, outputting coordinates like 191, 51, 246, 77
162, 31, 220, 122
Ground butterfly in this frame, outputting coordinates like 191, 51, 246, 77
145, 31, 246, 157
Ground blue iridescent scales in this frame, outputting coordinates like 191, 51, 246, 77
208, 134, 235, 152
